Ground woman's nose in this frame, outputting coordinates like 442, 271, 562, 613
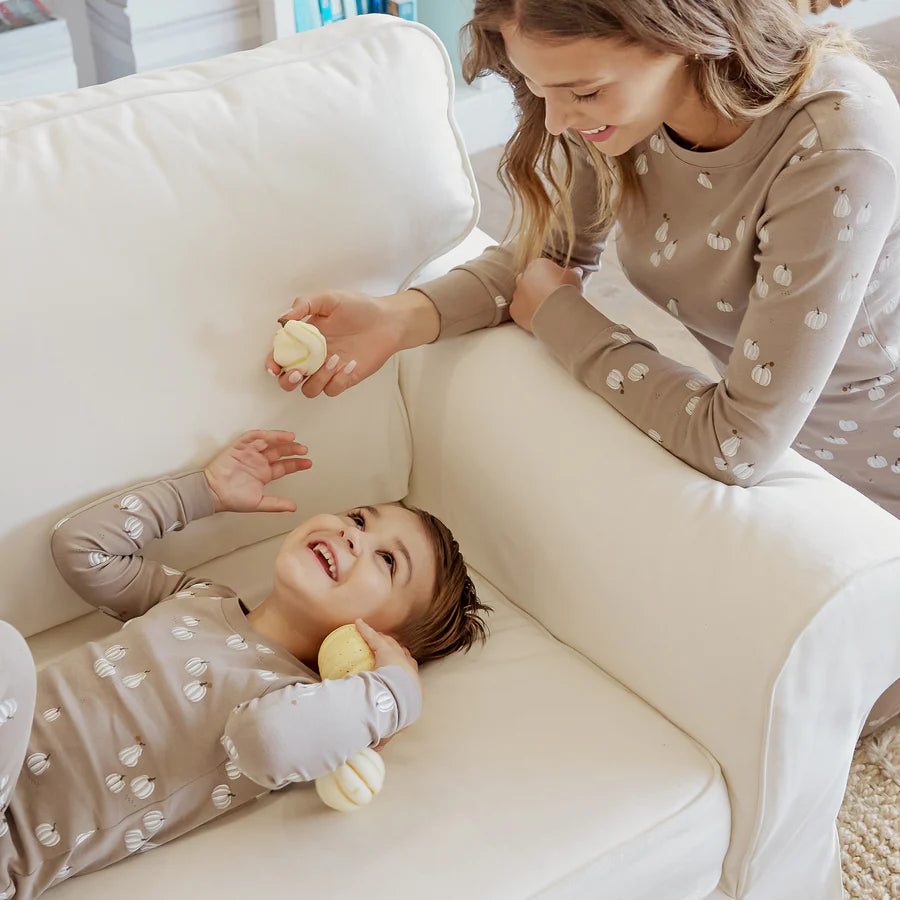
543, 98, 571, 136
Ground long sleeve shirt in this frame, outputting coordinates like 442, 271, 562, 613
415, 53, 900, 517
1, 473, 420, 900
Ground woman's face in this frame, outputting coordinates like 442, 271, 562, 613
501, 25, 693, 156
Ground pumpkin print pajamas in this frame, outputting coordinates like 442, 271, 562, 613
415, 53, 900, 732
0, 473, 421, 900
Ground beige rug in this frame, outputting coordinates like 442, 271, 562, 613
839, 722, 900, 899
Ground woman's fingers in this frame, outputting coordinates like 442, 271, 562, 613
322, 360, 359, 398
301, 354, 342, 398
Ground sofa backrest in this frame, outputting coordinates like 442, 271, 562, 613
0, 16, 478, 636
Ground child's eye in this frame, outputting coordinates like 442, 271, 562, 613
573, 89, 603, 103
349, 511, 365, 528
378, 551, 396, 574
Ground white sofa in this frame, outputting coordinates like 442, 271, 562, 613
2, 15, 899, 900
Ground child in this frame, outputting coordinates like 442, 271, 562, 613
0, 429, 488, 900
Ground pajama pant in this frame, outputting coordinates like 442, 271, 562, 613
0, 621, 37, 899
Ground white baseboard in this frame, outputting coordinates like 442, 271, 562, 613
453, 73, 516, 155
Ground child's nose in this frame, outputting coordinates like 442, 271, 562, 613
339, 528, 363, 556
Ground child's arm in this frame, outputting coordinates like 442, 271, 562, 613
223, 626, 422, 788
51, 430, 310, 621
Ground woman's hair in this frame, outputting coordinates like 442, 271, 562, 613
394, 506, 491, 664
462, 0, 861, 268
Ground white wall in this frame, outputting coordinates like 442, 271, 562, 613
806, 1, 897, 29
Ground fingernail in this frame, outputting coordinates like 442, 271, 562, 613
343, 360, 357, 375
288, 370, 302, 384
266, 368, 277, 377
326, 354, 340, 371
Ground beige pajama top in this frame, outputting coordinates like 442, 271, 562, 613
0, 473, 419, 900
417, 53, 900, 517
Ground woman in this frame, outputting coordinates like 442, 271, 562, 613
267, 0, 900, 732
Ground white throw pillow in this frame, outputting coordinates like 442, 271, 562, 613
0, 16, 478, 635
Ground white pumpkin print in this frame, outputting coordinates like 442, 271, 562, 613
667, 298, 679, 317
869, 385, 886, 401
185, 658, 208, 677
798, 387, 816, 404
858, 331, 876, 348
650, 133, 665, 153
606, 369, 625, 392
857, 203, 872, 225
663, 240, 678, 260
628, 362, 649, 382
685, 377, 708, 391
165, 521, 182, 532
721, 432, 742, 458
650, 250, 662, 267
887, 345, 900, 363
171, 627, 194, 641
879, 255, 893, 274
788, 154, 802, 167
212, 785, 236, 810
800, 128, 818, 149
714, 457, 728, 471
736, 217, 747, 242
106, 773, 126, 794
893, 426, 900, 438
35, 823, 60, 847
122, 671, 149, 689
804, 308, 828, 330
53, 866, 71, 881
868, 455, 888, 469
41, 707, 61, 723
0, 816, 8, 839
183, 681, 209, 703
654, 214, 670, 243
87, 551, 110, 568
756, 273, 769, 298
839, 420, 859, 432
123, 516, 144, 541
174, 590, 194, 599
221, 735, 238, 760
697, 171, 712, 189
256, 644, 275, 655
225, 760, 243, 781
119, 740, 145, 768
716, 299, 734, 313
226, 634, 248, 651
839, 273, 860, 303
833, 188, 851, 218
759, 224, 770, 245
824, 435, 848, 445
732, 463, 755, 481
743, 339, 760, 361
647, 429, 663, 444
375, 691, 396, 713
892, 459, 900, 474
878, 375, 895, 387
815, 449, 834, 461
116, 494, 143, 512
635, 153, 648, 175
795, 441, 811, 450
838, 224, 854, 243
773, 264, 793, 287
0, 698, 17, 724
256, 670, 279, 682
130, 775, 155, 800
124, 829, 146, 853
685, 396, 701, 416
93, 658, 116, 678
26, 752, 50, 776
181, 615, 200, 627
161, 565, 181, 576
74, 830, 95, 847
143, 810, 165, 834
104, 644, 127, 662
865, 279, 881, 297
707, 232, 731, 251
751, 362, 775, 387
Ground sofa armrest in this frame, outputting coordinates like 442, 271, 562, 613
399, 326, 900, 900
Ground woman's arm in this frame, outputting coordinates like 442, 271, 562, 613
530, 147, 897, 485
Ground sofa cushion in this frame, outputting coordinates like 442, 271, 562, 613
29, 535, 730, 900
0, 16, 478, 637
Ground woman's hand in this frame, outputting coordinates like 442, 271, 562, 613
266, 289, 440, 399
204, 430, 312, 514
510, 259, 584, 334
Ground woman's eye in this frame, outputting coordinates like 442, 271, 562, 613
379, 551, 396, 574
349, 511, 365, 528
573, 89, 603, 103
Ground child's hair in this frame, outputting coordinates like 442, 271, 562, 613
393, 506, 490, 664
461, 0, 862, 270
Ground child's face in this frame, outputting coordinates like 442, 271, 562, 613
273, 504, 436, 638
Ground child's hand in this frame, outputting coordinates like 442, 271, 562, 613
355, 619, 421, 698
204, 430, 312, 514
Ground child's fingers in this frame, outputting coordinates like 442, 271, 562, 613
262, 441, 308, 462
256, 495, 297, 513
271, 458, 313, 479
355, 619, 382, 651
